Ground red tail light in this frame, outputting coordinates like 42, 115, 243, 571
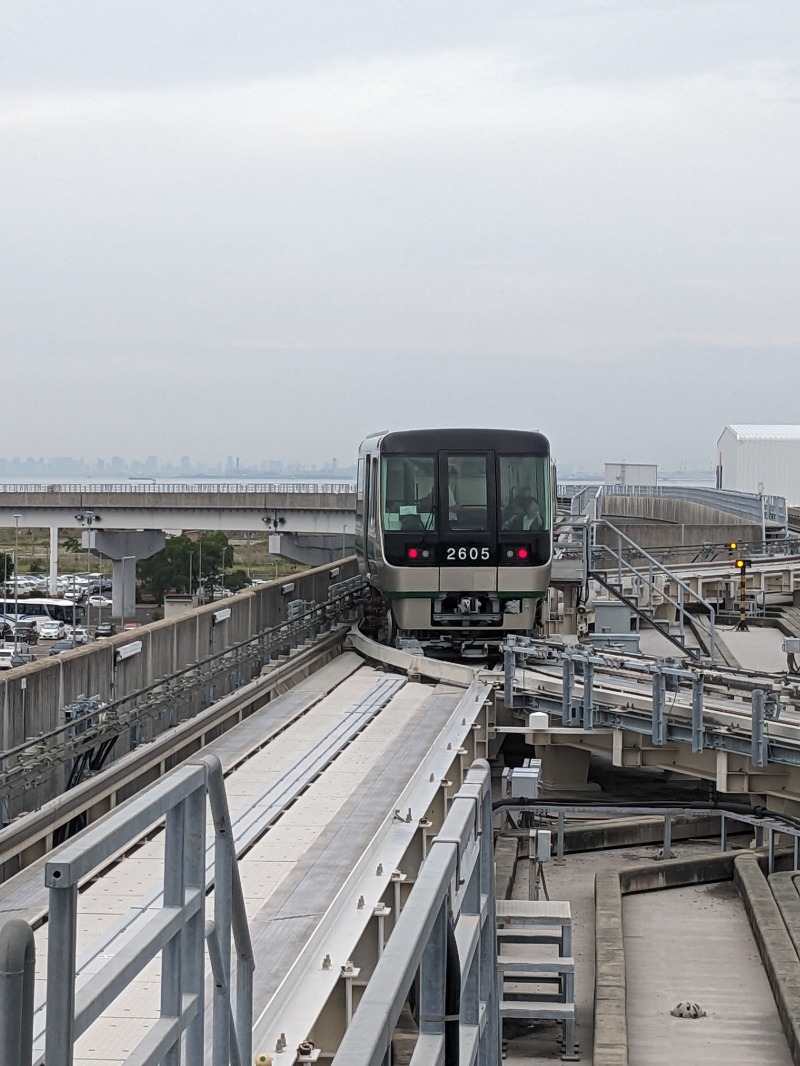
407, 547, 419, 559
517, 548, 529, 559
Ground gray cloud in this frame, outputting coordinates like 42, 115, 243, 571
1, 2, 799, 471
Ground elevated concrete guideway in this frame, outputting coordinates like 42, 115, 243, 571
0, 487, 356, 534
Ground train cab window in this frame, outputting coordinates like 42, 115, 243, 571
446, 455, 488, 530
499, 456, 550, 531
382, 456, 436, 531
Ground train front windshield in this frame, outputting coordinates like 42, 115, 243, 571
382, 452, 550, 533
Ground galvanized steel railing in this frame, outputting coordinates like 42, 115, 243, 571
27, 754, 253, 1066
589, 518, 717, 661
0, 481, 355, 495
331, 761, 501, 1066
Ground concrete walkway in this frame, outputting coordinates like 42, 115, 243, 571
502, 842, 792, 1065
625, 879, 792, 1065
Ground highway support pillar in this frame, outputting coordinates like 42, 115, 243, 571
83, 530, 166, 620
49, 526, 59, 597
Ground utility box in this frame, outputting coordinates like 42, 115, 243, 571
783, 638, 800, 654
588, 599, 641, 652
508, 760, 542, 800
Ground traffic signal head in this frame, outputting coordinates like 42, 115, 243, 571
734, 557, 750, 570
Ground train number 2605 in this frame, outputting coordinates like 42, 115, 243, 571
445, 547, 491, 561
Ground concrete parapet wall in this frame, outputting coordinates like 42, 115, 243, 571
601, 495, 755, 527
735, 853, 800, 1065
594, 870, 628, 1066
564, 815, 729, 854
597, 495, 762, 550
770, 872, 800, 961
0, 559, 359, 817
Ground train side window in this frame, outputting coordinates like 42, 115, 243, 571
381, 456, 436, 530
368, 457, 379, 537
356, 457, 365, 520
498, 456, 550, 530
446, 455, 488, 530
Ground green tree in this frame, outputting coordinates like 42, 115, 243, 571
63, 534, 82, 554
0, 553, 13, 585
137, 533, 237, 604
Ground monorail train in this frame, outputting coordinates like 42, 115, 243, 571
355, 428, 555, 652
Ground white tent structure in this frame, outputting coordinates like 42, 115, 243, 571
717, 425, 800, 505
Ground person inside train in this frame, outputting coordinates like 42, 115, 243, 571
502, 494, 543, 531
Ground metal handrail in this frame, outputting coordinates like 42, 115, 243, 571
330, 761, 501, 1066
203, 755, 254, 1066
0, 482, 356, 495
23, 757, 254, 1066
589, 519, 717, 662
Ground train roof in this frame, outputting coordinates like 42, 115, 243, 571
373, 428, 550, 456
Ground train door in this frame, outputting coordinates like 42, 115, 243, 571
438, 451, 496, 561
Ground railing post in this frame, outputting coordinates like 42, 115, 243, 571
691, 675, 704, 753
184, 782, 207, 1064
162, 802, 187, 1066
652, 669, 666, 745
44, 878, 78, 1066
0, 919, 35, 1066
751, 689, 768, 768
504, 643, 517, 711
582, 659, 594, 730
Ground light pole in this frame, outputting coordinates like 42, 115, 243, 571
188, 551, 194, 599
12, 514, 22, 654
220, 547, 228, 598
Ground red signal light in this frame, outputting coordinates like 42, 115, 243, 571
517, 548, 529, 560
407, 547, 419, 560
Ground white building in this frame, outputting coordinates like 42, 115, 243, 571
716, 425, 800, 505
604, 462, 658, 487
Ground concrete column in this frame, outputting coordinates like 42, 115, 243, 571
49, 527, 59, 596
83, 530, 166, 619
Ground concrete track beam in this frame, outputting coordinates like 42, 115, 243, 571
268, 532, 354, 567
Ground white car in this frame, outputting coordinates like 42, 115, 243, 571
40, 620, 66, 640
64, 626, 89, 645
88, 595, 112, 608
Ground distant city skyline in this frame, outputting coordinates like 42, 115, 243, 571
0, 453, 714, 482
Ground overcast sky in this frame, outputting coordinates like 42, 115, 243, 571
2, 1, 799, 471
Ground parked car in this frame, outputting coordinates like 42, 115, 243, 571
50, 640, 78, 655
64, 626, 89, 645
11, 652, 36, 665
122, 621, 141, 630
14, 621, 39, 645
88, 595, 113, 608
94, 622, 117, 639
0, 648, 17, 669
40, 620, 66, 640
